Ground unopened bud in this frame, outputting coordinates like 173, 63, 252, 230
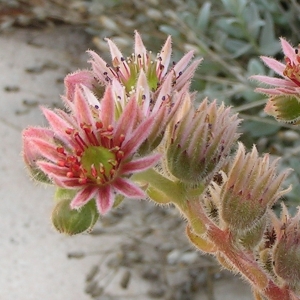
52, 189, 99, 235
273, 206, 300, 293
166, 99, 240, 185
220, 143, 290, 233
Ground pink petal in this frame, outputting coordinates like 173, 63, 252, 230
152, 72, 173, 114
64, 70, 94, 100
73, 86, 95, 127
111, 78, 127, 108
121, 116, 155, 158
175, 59, 202, 90
52, 177, 82, 188
99, 85, 115, 127
87, 50, 115, 83
37, 161, 68, 178
260, 56, 285, 76
41, 107, 76, 146
255, 87, 291, 95
173, 50, 194, 77
23, 127, 54, 166
81, 85, 101, 108
134, 30, 148, 65
70, 186, 97, 209
121, 153, 161, 175
251, 75, 297, 87
114, 97, 138, 141
94, 186, 113, 214
30, 138, 59, 162
113, 177, 145, 199
105, 38, 130, 80
135, 70, 151, 115
280, 38, 296, 62
23, 126, 54, 141
158, 35, 172, 78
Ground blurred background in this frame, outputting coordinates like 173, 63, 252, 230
1, 0, 300, 299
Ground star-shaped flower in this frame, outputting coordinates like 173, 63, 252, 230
23, 85, 160, 214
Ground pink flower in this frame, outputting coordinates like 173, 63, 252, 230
22, 85, 160, 214
64, 32, 202, 153
252, 38, 300, 96
65, 30, 202, 98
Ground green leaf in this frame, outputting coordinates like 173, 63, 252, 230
197, 2, 211, 33
259, 12, 280, 55
247, 58, 266, 76
242, 119, 280, 138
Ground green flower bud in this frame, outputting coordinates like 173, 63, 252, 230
265, 95, 300, 124
273, 207, 300, 293
166, 99, 240, 185
52, 189, 99, 235
238, 216, 267, 250
219, 143, 290, 233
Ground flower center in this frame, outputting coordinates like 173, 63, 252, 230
56, 122, 125, 185
81, 146, 117, 184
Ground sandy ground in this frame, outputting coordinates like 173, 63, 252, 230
0, 26, 253, 300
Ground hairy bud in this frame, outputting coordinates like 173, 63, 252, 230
166, 99, 240, 185
272, 205, 300, 293
51, 189, 99, 235
219, 143, 290, 233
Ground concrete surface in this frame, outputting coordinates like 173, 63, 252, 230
0, 26, 254, 300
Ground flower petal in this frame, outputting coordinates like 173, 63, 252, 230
134, 30, 148, 65
41, 107, 76, 146
251, 75, 297, 88
114, 97, 138, 141
260, 56, 285, 76
173, 50, 194, 77
70, 186, 97, 209
99, 84, 115, 127
105, 38, 130, 80
121, 153, 161, 175
121, 115, 155, 158
87, 50, 115, 83
280, 38, 296, 63
113, 177, 145, 198
94, 185, 113, 214
73, 85, 95, 127
158, 35, 172, 78
64, 70, 94, 100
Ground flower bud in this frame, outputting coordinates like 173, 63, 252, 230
166, 99, 240, 185
52, 189, 99, 235
220, 143, 290, 233
265, 95, 300, 124
237, 216, 267, 250
272, 206, 300, 293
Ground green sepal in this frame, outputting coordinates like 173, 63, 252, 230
147, 185, 172, 204
51, 194, 99, 235
30, 167, 52, 184
271, 95, 300, 124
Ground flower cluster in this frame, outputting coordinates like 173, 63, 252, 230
22, 29, 300, 300
22, 31, 203, 233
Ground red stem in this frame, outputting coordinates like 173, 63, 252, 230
184, 200, 291, 300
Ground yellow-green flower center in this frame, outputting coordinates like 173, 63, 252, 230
81, 146, 117, 184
